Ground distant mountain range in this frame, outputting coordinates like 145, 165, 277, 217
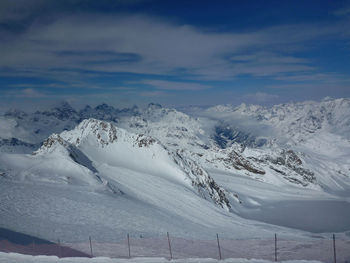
0, 98, 349, 242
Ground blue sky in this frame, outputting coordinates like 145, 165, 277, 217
0, 0, 350, 110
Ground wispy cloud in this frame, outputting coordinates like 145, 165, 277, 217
264, 84, 312, 89
21, 88, 45, 97
141, 80, 212, 91
3, 88, 47, 98
332, 6, 350, 17
1, 13, 348, 82
243, 92, 279, 103
0, 1, 350, 107
140, 90, 169, 97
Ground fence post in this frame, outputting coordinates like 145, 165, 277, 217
32, 239, 36, 255
167, 232, 173, 260
89, 236, 93, 258
274, 233, 277, 262
333, 234, 336, 263
216, 233, 222, 260
58, 239, 62, 258
127, 233, 131, 258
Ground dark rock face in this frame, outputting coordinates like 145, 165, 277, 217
173, 150, 231, 210
264, 150, 316, 186
216, 150, 266, 175
83, 119, 118, 146
41, 135, 67, 149
135, 135, 156, 148
228, 151, 266, 174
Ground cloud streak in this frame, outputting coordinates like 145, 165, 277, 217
1, 13, 348, 82
141, 80, 212, 91
0, 1, 350, 108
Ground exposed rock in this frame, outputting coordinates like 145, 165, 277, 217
135, 135, 156, 148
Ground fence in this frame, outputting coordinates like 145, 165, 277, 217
1, 231, 350, 262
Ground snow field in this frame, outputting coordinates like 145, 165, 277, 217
0, 252, 326, 263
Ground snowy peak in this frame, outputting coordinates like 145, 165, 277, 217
63, 119, 118, 147
125, 104, 207, 150
57, 118, 161, 153
36, 119, 232, 210
34, 134, 69, 155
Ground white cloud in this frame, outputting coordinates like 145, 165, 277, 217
141, 80, 212, 91
1, 13, 348, 83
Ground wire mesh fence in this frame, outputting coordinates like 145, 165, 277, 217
1, 231, 350, 262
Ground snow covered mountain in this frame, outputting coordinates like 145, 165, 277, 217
1, 98, 350, 243
205, 97, 350, 144
32, 119, 230, 209
118, 101, 348, 190
0, 102, 140, 153
0, 119, 275, 242
200, 98, 350, 190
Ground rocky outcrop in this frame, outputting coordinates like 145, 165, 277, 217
173, 150, 231, 211
224, 151, 265, 175
262, 150, 316, 186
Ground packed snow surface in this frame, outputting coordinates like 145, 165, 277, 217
0, 252, 325, 263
